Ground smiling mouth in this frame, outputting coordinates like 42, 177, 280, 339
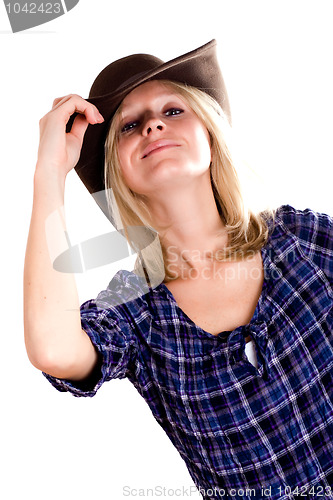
141, 141, 180, 159
143, 145, 180, 159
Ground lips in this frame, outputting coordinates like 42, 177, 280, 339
141, 140, 180, 159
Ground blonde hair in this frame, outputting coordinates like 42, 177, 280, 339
104, 80, 276, 285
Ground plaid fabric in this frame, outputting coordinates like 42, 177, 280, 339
43, 205, 333, 499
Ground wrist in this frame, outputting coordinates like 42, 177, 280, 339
34, 163, 67, 189
33, 165, 67, 209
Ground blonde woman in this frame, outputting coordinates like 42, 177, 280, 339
24, 40, 333, 499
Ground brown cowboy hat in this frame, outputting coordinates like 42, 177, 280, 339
69, 39, 231, 223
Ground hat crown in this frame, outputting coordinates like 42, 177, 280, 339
89, 53, 164, 99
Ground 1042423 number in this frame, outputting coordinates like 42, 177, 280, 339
278, 485, 333, 497
5, 3, 61, 14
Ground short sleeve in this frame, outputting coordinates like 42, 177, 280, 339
42, 270, 140, 398
277, 204, 333, 286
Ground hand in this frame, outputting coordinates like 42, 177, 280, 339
36, 94, 104, 178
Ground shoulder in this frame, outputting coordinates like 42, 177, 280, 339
274, 203, 332, 226
266, 205, 333, 278
79, 268, 164, 337
272, 204, 333, 245
84, 269, 153, 313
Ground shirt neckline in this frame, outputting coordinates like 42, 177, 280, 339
156, 245, 270, 340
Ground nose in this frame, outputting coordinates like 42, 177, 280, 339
142, 114, 164, 136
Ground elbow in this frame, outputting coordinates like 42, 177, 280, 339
24, 339, 58, 375
24, 325, 96, 381
24, 330, 74, 378
24, 331, 47, 372
27, 348, 78, 380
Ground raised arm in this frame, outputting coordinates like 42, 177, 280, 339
24, 95, 104, 381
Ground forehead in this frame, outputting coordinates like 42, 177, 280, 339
120, 80, 183, 111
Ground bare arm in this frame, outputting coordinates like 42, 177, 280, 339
24, 95, 104, 381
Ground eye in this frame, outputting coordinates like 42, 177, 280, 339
165, 108, 184, 116
121, 120, 139, 133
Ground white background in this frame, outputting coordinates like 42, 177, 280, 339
1, 1, 333, 499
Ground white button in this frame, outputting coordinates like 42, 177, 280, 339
245, 340, 258, 368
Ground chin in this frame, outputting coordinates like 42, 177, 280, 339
155, 168, 210, 192
154, 157, 209, 174
126, 160, 210, 195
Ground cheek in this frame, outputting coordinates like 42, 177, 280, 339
117, 141, 136, 185
117, 144, 141, 191
117, 135, 140, 170
194, 127, 212, 164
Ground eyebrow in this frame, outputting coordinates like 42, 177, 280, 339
120, 91, 184, 115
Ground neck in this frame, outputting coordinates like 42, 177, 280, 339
145, 172, 228, 269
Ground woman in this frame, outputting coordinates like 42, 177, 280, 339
24, 40, 333, 499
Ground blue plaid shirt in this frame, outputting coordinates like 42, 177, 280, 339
43, 205, 333, 499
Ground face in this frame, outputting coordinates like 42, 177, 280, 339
115, 80, 212, 197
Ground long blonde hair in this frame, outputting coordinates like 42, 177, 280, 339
104, 80, 276, 285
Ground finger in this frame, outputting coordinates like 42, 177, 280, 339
52, 94, 91, 112
52, 94, 76, 110
52, 95, 104, 125
52, 96, 66, 108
